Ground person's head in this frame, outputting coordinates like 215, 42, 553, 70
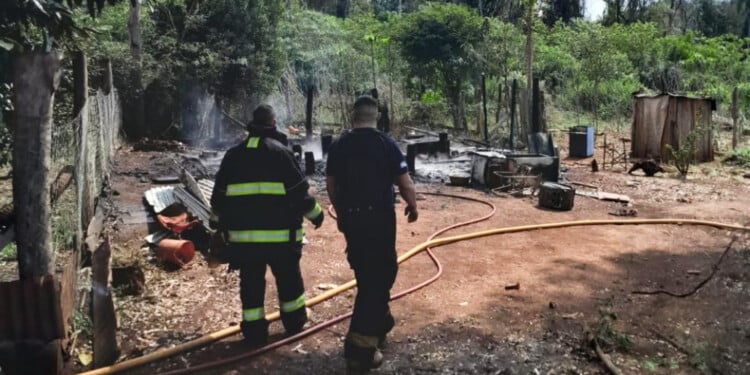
352, 95, 378, 128
248, 104, 276, 129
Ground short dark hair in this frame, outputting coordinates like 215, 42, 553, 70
354, 95, 378, 109
353, 96, 378, 122
249, 104, 275, 127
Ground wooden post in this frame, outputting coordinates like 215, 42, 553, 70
305, 85, 314, 139
10, 51, 60, 280
531, 78, 541, 133
509, 79, 517, 151
481, 73, 488, 142
731, 86, 739, 149
72, 51, 87, 117
92, 235, 119, 367
103, 58, 113, 95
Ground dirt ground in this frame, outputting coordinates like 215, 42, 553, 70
67, 138, 750, 375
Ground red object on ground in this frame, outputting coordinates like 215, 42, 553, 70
156, 213, 197, 234
155, 239, 195, 267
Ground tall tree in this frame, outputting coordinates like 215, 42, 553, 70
523, 0, 535, 135
542, 0, 582, 26
128, 0, 145, 138
394, 3, 484, 130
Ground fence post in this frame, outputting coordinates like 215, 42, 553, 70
103, 58, 113, 96
73, 51, 88, 118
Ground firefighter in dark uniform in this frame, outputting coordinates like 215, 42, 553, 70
211, 104, 324, 346
326, 96, 418, 373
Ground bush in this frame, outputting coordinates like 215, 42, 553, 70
724, 147, 750, 168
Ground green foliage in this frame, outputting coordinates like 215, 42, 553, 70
393, 3, 484, 128
0, 0, 93, 51
419, 89, 442, 105
724, 147, 750, 167
1, 242, 16, 261
593, 297, 632, 352
0, 82, 11, 167
666, 123, 705, 177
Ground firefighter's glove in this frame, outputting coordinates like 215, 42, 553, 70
310, 212, 324, 229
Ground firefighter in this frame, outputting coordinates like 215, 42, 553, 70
210, 104, 324, 346
326, 95, 418, 373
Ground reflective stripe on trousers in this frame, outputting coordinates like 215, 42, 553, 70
228, 228, 304, 243
305, 202, 322, 220
243, 307, 265, 321
281, 293, 305, 313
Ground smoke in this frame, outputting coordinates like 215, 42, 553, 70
180, 85, 218, 145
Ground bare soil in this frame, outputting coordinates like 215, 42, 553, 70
70, 141, 750, 375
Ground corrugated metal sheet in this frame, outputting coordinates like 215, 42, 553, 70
143, 186, 177, 213
174, 187, 211, 226
631, 94, 714, 162
0, 275, 65, 341
144, 182, 214, 227
197, 179, 215, 205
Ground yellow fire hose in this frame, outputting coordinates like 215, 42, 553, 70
79, 218, 749, 375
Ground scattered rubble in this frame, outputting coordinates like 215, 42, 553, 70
132, 138, 187, 152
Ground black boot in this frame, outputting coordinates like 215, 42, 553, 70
378, 313, 395, 349
281, 308, 308, 336
345, 332, 383, 374
240, 320, 269, 347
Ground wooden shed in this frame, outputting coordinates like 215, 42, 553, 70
631, 93, 716, 162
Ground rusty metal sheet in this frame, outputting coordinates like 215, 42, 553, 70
0, 275, 64, 341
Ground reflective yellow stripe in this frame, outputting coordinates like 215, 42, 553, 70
246, 137, 261, 148
228, 228, 304, 243
305, 202, 322, 220
226, 182, 286, 196
243, 307, 265, 321
281, 294, 305, 313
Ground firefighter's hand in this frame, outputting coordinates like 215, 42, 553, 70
404, 205, 418, 223
311, 213, 324, 229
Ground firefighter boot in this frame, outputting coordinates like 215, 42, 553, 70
240, 320, 269, 347
281, 307, 308, 336
378, 313, 395, 349
345, 332, 383, 374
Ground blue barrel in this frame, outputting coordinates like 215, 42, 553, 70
568, 125, 594, 157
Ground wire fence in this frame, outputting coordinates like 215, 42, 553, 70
51, 90, 121, 255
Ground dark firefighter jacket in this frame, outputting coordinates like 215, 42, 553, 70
211, 126, 322, 248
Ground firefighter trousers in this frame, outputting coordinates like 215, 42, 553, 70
234, 244, 307, 345
340, 209, 398, 360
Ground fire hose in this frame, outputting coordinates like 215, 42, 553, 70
79, 191, 750, 375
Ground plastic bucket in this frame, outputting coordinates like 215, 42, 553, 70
155, 239, 195, 267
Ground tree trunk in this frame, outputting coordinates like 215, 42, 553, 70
524, 0, 534, 139
336, 0, 348, 18
732, 86, 739, 149
481, 73, 488, 141
10, 50, 60, 280
73, 51, 88, 117
510, 79, 517, 150
128, 0, 145, 138
496, 76, 504, 124
305, 85, 314, 139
